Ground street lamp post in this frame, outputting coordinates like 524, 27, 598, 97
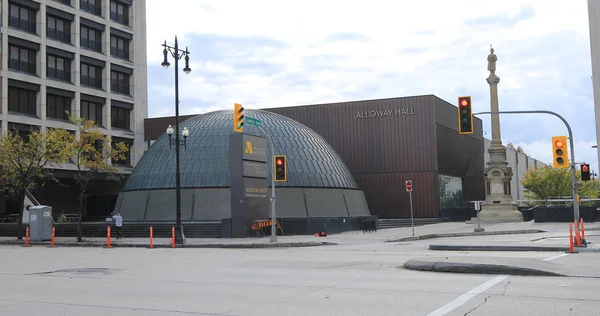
161, 36, 191, 245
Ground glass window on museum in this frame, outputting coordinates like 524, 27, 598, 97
80, 25, 102, 52
9, 2, 37, 34
81, 100, 104, 126
47, 54, 72, 82
46, 94, 72, 121
9, 44, 37, 75
110, 34, 130, 60
80, 0, 102, 16
111, 105, 131, 130
439, 174, 463, 209
81, 62, 103, 89
8, 86, 37, 116
47, 15, 71, 44
110, 70, 130, 95
110, 0, 130, 26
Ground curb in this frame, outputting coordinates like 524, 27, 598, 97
402, 259, 565, 277
388, 229, 545, 242
428, 244, 600, 252
0, 241, 337, 249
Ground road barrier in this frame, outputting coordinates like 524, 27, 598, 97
149, 226, 154, 248
568, 224, 576, 253
580, 218, 587, 245
105, 226, 111, 248
574, 220, 582, 247
22, 226, 31, 247
171, 226, 175, 248
51, 226, 55, 247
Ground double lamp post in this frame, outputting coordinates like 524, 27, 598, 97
161, 36, 191, 245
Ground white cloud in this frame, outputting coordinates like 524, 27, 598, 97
145, 0, 598, 169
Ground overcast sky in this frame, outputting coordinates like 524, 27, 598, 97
145, 0, 598, 174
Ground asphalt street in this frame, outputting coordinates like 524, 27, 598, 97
1, 223, 600, 316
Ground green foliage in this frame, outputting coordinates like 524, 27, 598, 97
521, 165, 598, 206
521, 166, 572, 200
0, 128, 73, 239
68, 115, 129, 241
579, 180, 600, 198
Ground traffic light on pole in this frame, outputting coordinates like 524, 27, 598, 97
233, 103, 244, 133
457, 96, 473, 134
274, 155, 286, 182
581, 163, 591, 181
551, 136, 569, 168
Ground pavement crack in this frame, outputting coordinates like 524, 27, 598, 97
464, 280, 510, 315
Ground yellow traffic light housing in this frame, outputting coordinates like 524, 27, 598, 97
274, 155, 287, 182
457, 96, 473, 134
234, 103, 244, 133
552, 136, 569, 168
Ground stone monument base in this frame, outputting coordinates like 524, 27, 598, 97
466, 202, 523, 224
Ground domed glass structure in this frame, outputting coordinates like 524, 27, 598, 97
124, 109, 359, 190
115, 109, 370, 222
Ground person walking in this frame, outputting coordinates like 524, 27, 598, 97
112, 212, 123, 239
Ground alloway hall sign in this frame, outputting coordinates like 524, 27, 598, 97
356, 108, 416, 119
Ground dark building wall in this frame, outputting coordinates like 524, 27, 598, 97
142, 95, 486, 219
144, 115, 195, 142
433, 97, 486, 203
266, 95, 439, 218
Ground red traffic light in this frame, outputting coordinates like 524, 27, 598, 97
460, 99, 469, 106
554, 140, 564, 148
582, 164, 588, 172
276, 159, 283, 166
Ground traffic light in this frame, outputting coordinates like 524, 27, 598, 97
234, 103, 244, 132
551, 136, 569, 168
581, 163, 591, 181
274, 155, 286, 182
457, 96, 473, 134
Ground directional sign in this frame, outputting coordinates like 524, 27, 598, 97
245, 116, 262, 127
405, 180, 412, 192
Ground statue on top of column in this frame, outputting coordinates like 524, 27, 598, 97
487, 45, 497, 75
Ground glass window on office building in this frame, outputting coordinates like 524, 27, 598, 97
439, 174, 463, 209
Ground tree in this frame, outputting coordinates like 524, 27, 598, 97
68, 116, 129, 242
521, 166, 572, 200
520, 166, 594, 204
0, 129, 73, 239
506, 142, 526, 154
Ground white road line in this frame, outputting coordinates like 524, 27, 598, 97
427, 275, 509, 316
543, 253, 569, 261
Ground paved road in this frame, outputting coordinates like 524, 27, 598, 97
1, 230, 599, 316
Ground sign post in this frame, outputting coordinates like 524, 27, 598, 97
406, 180, 414, 236
474, 201, 485, 232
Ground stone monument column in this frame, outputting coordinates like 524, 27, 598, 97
469, 47, 523, 223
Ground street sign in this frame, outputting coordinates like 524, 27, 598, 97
245, 116, 262, 127
405, 180, 412, 192
406, 179, 414, 236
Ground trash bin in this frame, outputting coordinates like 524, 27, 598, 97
29, 206, 53, 242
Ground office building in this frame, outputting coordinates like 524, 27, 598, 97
0, 0, 148, 218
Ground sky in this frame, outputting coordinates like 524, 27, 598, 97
145, 0, 599, 174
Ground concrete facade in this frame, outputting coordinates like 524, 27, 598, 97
116, 188, 369, 221
0, 0, 148, 167
588, 0, 600, 170
484, 138, 547, 202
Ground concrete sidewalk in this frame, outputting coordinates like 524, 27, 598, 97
1, 220, 597, 250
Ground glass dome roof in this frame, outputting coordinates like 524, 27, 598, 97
123, 109, 359, 191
